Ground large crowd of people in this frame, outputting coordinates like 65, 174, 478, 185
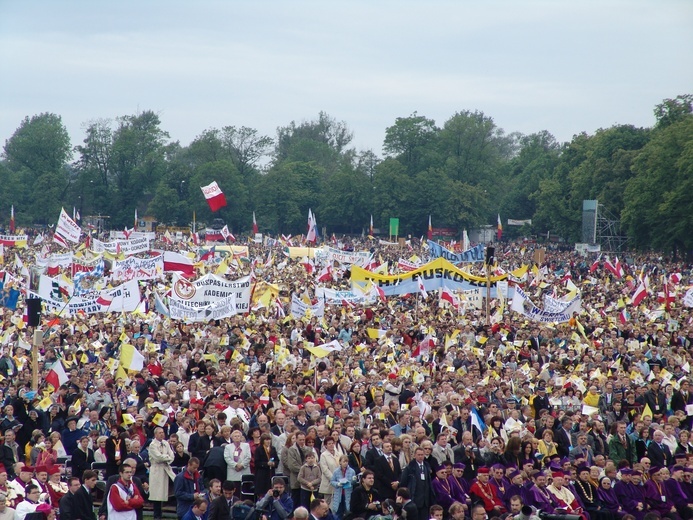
0, 230, 692, 520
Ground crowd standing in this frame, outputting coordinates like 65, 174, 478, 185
0, 230, 692, 520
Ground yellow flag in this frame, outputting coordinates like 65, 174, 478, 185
37, 396, 53, 411
122, 413, 136, 426
152, 413, 169, 427
642, 403, 653, 419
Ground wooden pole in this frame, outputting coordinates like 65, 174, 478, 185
32, 328, 42, 390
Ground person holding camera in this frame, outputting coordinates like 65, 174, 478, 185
350, 470, 381, 520
255, 477, 294, 520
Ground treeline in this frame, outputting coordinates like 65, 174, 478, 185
0, 95, 691, 253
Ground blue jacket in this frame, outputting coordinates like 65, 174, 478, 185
256, 492, 294, 520
174, 469, 205, 518
330, 466, 356, 513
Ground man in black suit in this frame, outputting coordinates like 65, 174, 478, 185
73, 470, 98, 520
363, 432, 383, 471
98, 459, 148, 520
396, 487, 420, 520
643, 379, 667, 422
208, 480, 235, 520
647, 429, 673, 468
59, 477, 82, 520
309, 498, 329, 520
555, 416, 574, 458
399, 447, 432, 520
374, 441, 402, 501
672, 380, 693, 427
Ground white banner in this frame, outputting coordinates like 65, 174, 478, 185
169, 293, 237, 322
397, 258, 419, 272
32, 279, 141, 316
317, 247, 372, 267
111, 256, 163, 281
315, 287, 374, 305
461, 288, 483, 310
290, 294, 325, 318
169, 273, 251, 315
38, 274, 74, 300
511, 286, 581, 323
109, 231, 156, 241
56, 208, 81, 243
507, 219, 532, 226
684, 288, 693, 308
92, 237, 151, 256
43, 252, 73, 269
543, 294, 581, 314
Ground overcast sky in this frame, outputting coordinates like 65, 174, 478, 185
1, 0, 691, 157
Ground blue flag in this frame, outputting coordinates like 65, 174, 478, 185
0, 280, 20, 310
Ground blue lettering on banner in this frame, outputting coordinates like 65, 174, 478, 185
427, 242, 485, 263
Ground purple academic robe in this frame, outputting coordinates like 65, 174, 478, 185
597, 486, 625, 518
664, 478, 690, 512
526, 485, 557, 514
431, 478, 456, 509
489, 477, 510, 504
447, 475, 468, 504
643, 479, 674, 516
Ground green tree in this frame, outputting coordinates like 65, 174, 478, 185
2, 113, 72, 224
382, 112, 438, 175
622, 115, 693, 254
500, 131, 560, 228
220, 126, 273, 178
109, 111, 170, 226
654, 94, 693, 128
438, 110, 514, 185
256, 161, 324, 234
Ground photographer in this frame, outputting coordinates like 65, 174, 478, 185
255, 477, 294, 520
350, 470, 381, 520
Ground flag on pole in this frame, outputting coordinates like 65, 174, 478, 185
200, 181, 227, 212
470, 407, 487, 434
45, 361, 69, 388
120, 344, 146, 372
604, 257, 623, 278
134, 208, 138, 230
306, 209, 317, 243
427, 215, 433, 240
496, 214, 502, 240
369, 215, 373, 236
631, 280, 648, 306
252, 212, 259, 234
55, 208, 81, 244
590, 255, 601, 273
9, 206, 14, 233
440, 287, 459, 309
417, 278, 428, 299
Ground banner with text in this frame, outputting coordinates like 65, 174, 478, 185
350, 257, 507, 298
290, 294, 325, 318
315, 287, 375, 305
427, 242, 485, 263
169, 273, 251, 315
0, 235, 28, 247
33, 279, 141, 316
317, 246, 372, 267
169, 293, 237, 321
92, 237, 151, 256
511, 286, 581, 323
111, 256, 163, 282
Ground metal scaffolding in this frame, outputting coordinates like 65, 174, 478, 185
596, 203, 628, 252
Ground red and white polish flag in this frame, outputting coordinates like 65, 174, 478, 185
200, 181, 227, 212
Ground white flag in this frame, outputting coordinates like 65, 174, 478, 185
55, 208, 81, 243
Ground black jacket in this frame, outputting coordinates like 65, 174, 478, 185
350, 485, 381, 519
208, 495, 233, 520
373, 454, 402, 501
73, 485, 96, 520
